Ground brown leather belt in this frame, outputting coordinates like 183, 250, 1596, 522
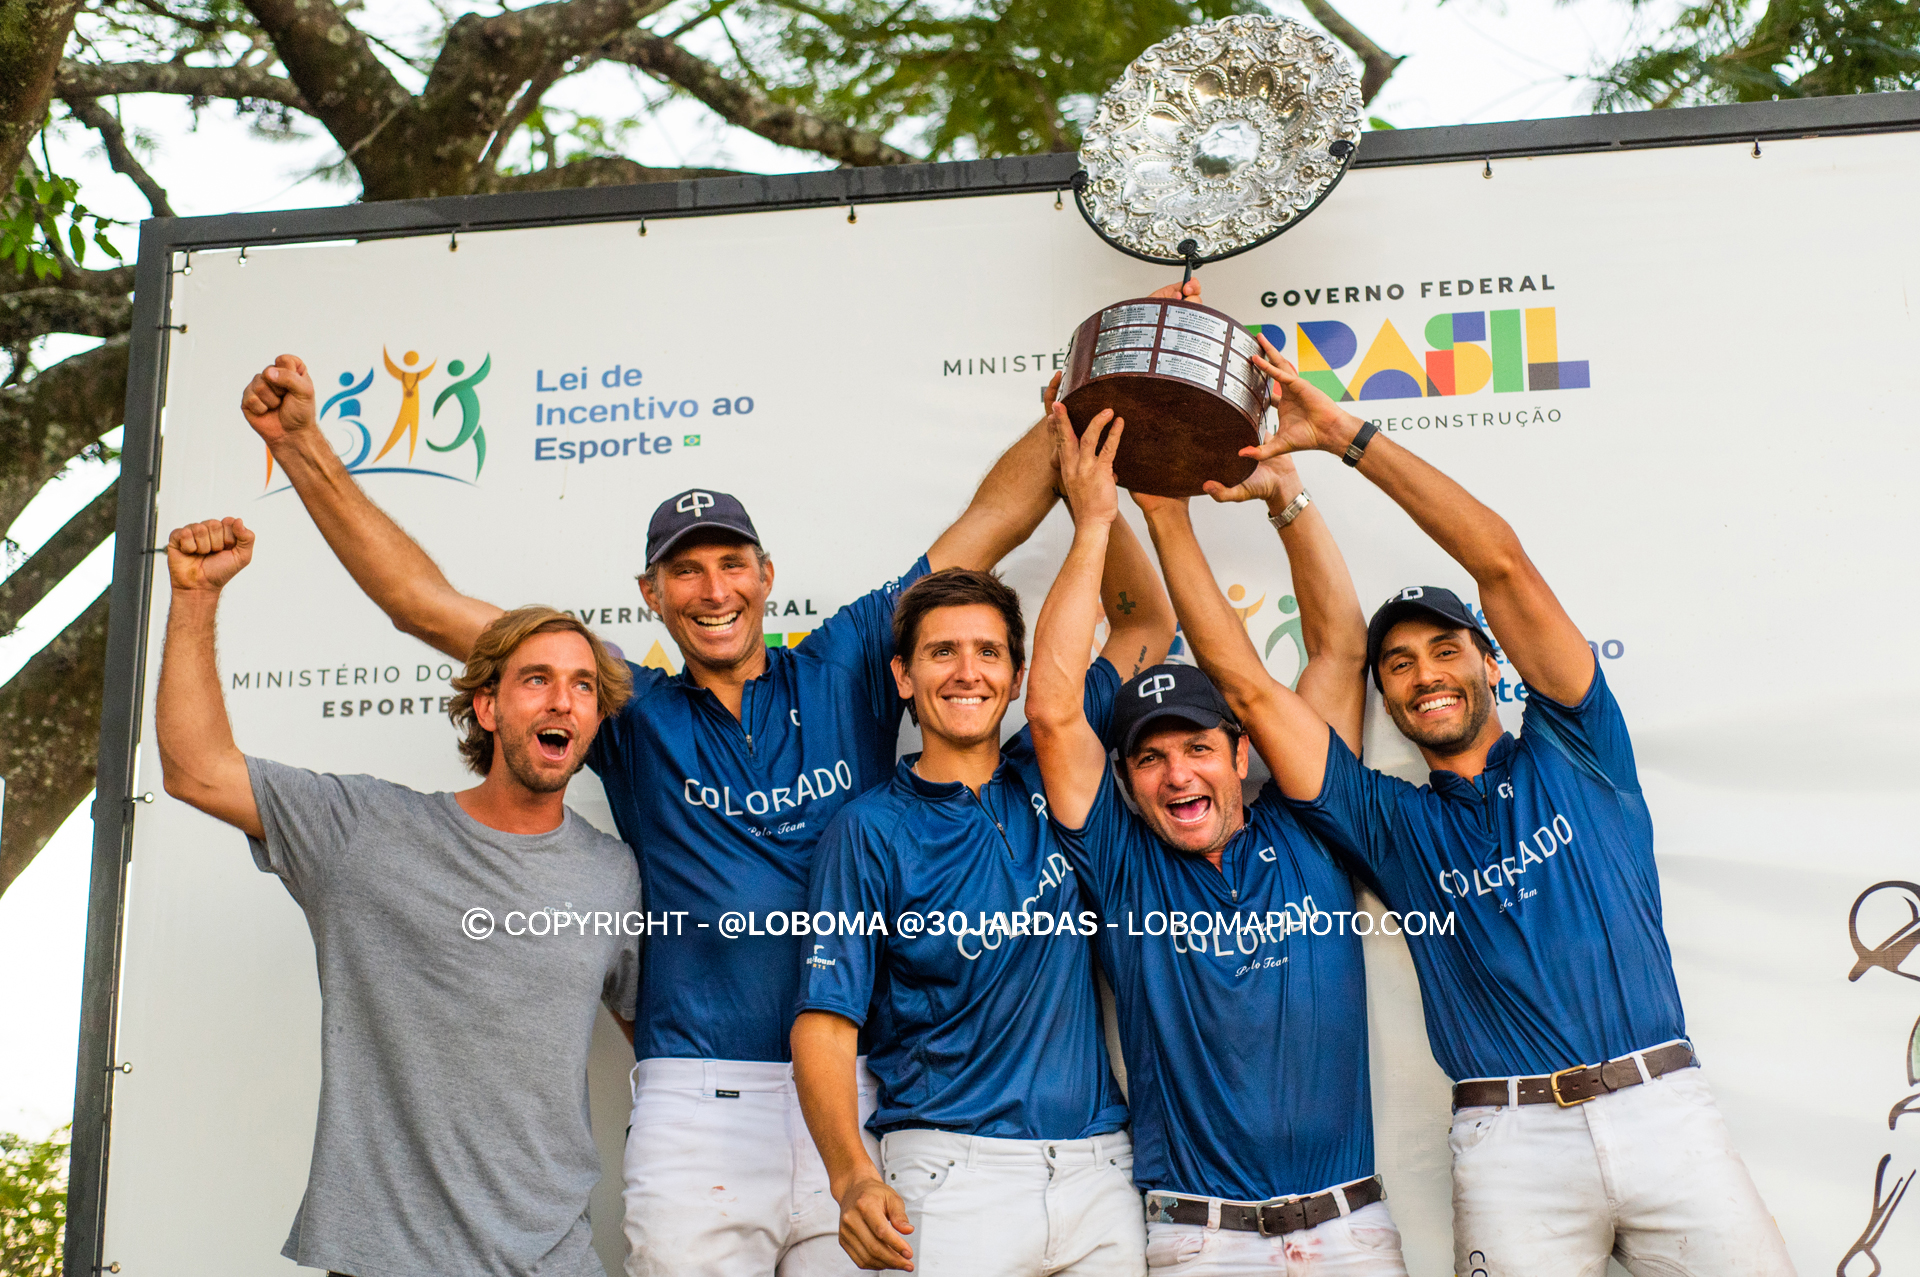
1451, 1041, 1697, 1111
1147, 1175, 1384, 1237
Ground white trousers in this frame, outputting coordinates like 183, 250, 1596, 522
621, 1057, 879, 1277
877, 1128, 1146, 1276
1449, 1062, 1796, 1277
1144, 1200, 1408, 1276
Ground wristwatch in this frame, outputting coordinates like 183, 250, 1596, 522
1269, 490, 1311, 530
1342, 420, 1379, 467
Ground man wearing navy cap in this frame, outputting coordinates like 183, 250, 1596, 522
1142, 337, 1793, 1276
236, 308, 1201, 1275
1026, 415, 1408, 1275
790, 424, 1172, 1272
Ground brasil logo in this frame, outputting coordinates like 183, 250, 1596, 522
265, 346, 491, 490
1249, 306, 1589, 401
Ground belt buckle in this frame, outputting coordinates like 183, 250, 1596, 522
1549, 1064, 1593, 1107
1255, 1197, 1290, 1238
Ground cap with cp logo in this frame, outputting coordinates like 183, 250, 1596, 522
1106, 663, 1240, 757
646, 489, 763, 567
1364, 585, 1495, 689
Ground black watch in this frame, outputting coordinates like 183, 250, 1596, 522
1342, 420, 1378, 467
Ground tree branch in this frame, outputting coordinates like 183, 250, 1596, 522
475, 62, 566, 179
64, 97, 175, 216
55, 59, 309, 111
602, 29, 918, 165
1298, 0, 1404, 104
0, 477, 116, 637
238, 0, 410, 163
0, 288, 132, 346
0, 262, 137, 298
0, 590, 108, 900
0, 336, 128, 535
487, 156, 740, 191
0, 1, 80, 193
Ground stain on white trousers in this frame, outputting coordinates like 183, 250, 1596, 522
621, 1057, 879, 1277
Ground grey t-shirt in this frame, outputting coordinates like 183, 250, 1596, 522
246, 758, 642, 1277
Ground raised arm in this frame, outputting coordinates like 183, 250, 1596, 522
157, 518, 264, 838
1246, 341, 1593, 705
1028, 408, 1123, 829
1098, 513, 1174, 681
927, 279, 1204, 574
241, 355, 503, 660
792, 1011, 913, 1271
1135, 496, 1334, 802
1201, 452, 1368, 753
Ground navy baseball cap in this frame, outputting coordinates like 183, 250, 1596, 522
646, 489, 761, 567
1365, 586, 1494, 689
1107, 663, 1241, 757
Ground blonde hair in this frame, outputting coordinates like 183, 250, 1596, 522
447, 607, 633, 775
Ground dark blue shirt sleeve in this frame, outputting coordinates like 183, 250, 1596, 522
1048, 763, 1142, 896
1283, 726, 1414, 877
1083, 656, 1121, 742
795, 806, 889, 1027
802, 555, 933, 726
585, 660, 668, 778
1518, 658, 1639, 794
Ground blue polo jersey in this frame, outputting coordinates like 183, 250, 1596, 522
1055, 759, 1375, 1203
1288, 660, 1685, 1082
586, 556, 928, 1063
796, 665, 1128, 1141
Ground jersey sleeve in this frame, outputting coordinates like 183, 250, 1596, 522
1083, 656, 1122, 741
793, 805, 891, 1027
585, 660, 667, 778
244, 757, 373, 908
1519, 658, 1640, 793
1048, 764, 1145, 898
802, 556, 932, 716
1282, 727, 1414, 877
602, 858, 645, 1020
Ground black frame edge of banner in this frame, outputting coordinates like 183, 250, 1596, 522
67, 219, 173, 1275
115, 90, 1920, 254
66, 84, 1920, 1267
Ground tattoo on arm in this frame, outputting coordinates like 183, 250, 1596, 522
1117, 591, 1137, 615
1132, 645, 1147, 677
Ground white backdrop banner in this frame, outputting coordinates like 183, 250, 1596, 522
105, 131, 1920, 1276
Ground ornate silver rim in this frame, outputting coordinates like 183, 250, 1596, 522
1076, 15, 1364, 264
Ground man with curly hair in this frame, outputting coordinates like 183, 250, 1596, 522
155, 515, 642, 1277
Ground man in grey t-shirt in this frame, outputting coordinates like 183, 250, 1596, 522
157, 516, 642, 1277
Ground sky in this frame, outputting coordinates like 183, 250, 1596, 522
0, 0, 1683, 1138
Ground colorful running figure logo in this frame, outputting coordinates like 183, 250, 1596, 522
429, 355, 490, 480
377, 348, 437, 462
261, 351, 489, 491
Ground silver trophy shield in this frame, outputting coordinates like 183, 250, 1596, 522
1063, 16, 1363, 495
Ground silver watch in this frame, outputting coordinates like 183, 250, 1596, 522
1269, 490, 1311, 530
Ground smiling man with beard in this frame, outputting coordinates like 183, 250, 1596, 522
790, 409, 1173, 1275
1028, 410, 1408, 1277
1145, 338, 1795, 1277
155, 517, 641, 1277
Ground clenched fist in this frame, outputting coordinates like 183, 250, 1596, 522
168, 518, 255, 592
241, 354, 317, 447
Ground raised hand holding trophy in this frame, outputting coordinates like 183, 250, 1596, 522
1062, 16, 1363, 497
